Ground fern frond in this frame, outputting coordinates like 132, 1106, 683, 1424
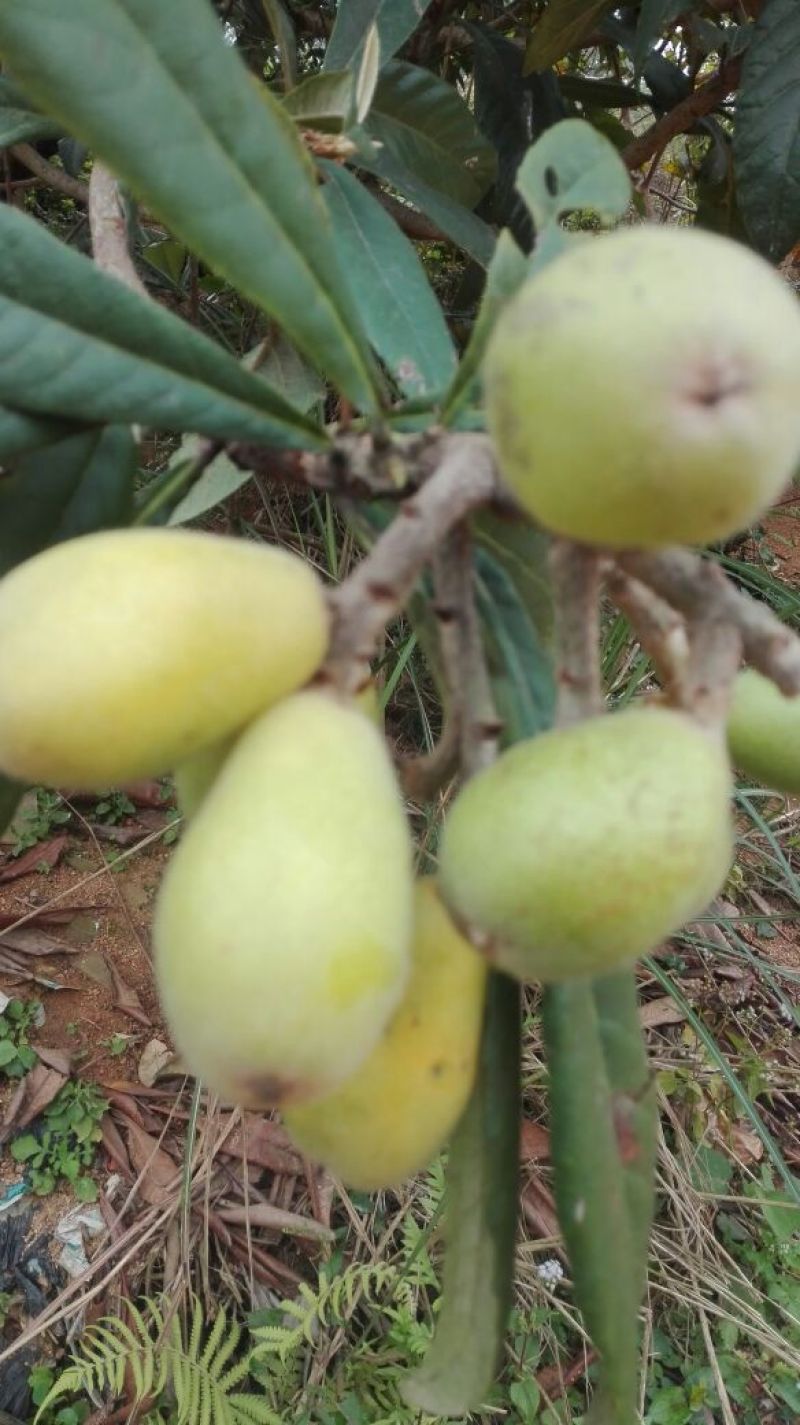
34, 1293, 270, 1425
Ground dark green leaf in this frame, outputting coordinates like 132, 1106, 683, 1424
733, 0, 800, 260
401, 973, 520, 1416
0, 0, 380, 408
543, 980, 641, 1425
325, 0, 433, 73
354, 130, 496, 267
525, 0, 619, 73
474, 539, 555, 744
321, 162, 456, 397
0, 426, 136, 578
633, 1, 696, 81
0, 76, 61, 145
0, 774, 23, 838
0, 203, 323, 447
0, 406, 80, 461
557, 73, 644, 108
262, 0, 297, 89
368, 61, 496, 209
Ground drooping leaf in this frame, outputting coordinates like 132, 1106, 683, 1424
367, 61, 496, 210
0, 76, 61, 146
321, 162, 456, 398
543, 980, 642, 1425
525, 0, 619, 73
167, 443, 253, 526
0, 426, 136, 578
401, 973, 520, 1415
0, 203, 325, 447
473, 532, 555, 745
733, 0, 800, 261
516, 117, 631, 267
0, 0, 380, 409
354, 130, 496, 267
557, 73, 644, 109
325, 0, 433, 73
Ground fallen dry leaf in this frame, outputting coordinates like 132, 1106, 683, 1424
100, 1113, 132, 1176
521, 1174, 561, 1242
216, 1202, 334, 1242
0, 927, 78, 956
31, 1044, 72, 1075
219, 1114, 305, 1175
1, 1064, 67, 1138
108, 962, 150, 1027
0, 835, 67, 882
125, 1121, 180, 1206
729, 1123, 764, 1166
138, 1039, 175, 1087
640, 996, 687, 1029
520, 1119, 551, 1162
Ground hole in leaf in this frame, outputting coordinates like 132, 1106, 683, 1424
544, 166, 559, 197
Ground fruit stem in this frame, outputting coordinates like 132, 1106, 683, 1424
606, 567, 692, 706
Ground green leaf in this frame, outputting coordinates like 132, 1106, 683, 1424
0, 1039, 20, 1068
167, 443, 252, 526
473, 539, 556, 745
525, 0, 620, 73
401, 973, 520, 1415
283, 70, 356, 131
633, 2, 695, 81
0, 775, 23, 838
557, 73, 644, 109
10, 1132, 41, 1162
516, 117, 631, 257
321, 162, 456, 397
442, 230, 529, 422
0, 0, 380, 408
368, 61, 496, 209
261, 0, 297, 89
0, 76, 61, 145
354, 130, 496, 267
325, 0, 433, 73
0, 406, 79, 461
542, 980, 642, 1425
733, 0, 800, 260
0, 203, 323, 446
0, 426, 136, 578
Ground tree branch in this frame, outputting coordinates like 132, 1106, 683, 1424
321, 435, 499, 694
622, 57, 742, 173
89, 162, 148, 297
619, 548, 800, 696
549, 540, 605, 727
9, 142, 89, 204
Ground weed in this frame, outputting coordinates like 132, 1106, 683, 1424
92, 791, 136, 824
10, 789, 71, 855
10, 1079, 108, 1201
0, 996, 41, 1077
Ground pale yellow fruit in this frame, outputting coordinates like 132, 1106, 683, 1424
727, 669, 800, 793
484, 226, 800, 549
284, 879, 486, 1190
0, 528, 329, 789
154, 690, 414, 1106
440, 707, 733, 983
